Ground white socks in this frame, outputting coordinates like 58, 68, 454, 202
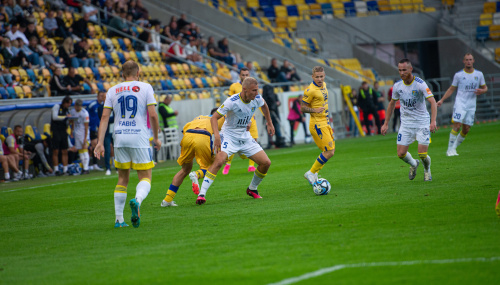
79, 151, 90, 171
401, 152, 418, 167
114, 192, 127, 223
135, 179, 151, 205
455, 133, 466, 149
249, 170, 266, 191
448, 132, 458, 151
199, 176, 214, 197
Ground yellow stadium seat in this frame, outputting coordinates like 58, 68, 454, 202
103, 82, 111, 91
247, 0, 259, 9
211, 76, 220, 87
194, 77, 204, 88
389, 0, 401, 11
22, 86, 32, 98
25, 125, 35, 139
484, 2, 496, 14
309, 4, 322, 17
332, 2, 345, 17
275, 6, 288, 18
273, 37, 285, 46
85, 67, 94, 81
378, 0, 391, 12
97, 52, 106, 65
288, 16, 298, 29
18, 69, 30, 85
401, 0, 413, 11
490, 25, 500, 40
14, 86, 24, 99
10, 69, 20, 81
182, 63, 191, 74
205, 76, 214, 87
480, 13, 493, 26
276, 17, 288, 28
293, 0, 305, 5
412, 0, 424, 11
184, 78, 193, 89
297, 4, 309, 17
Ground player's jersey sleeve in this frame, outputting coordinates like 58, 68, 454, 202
146, 84, 157, 106
217, 97, 234, 117
104, 89, 114, 109
5, 136, 15, 148
302, 88, 313, 105
83, 110, 90, 123
451, 72, 459, 87
479, 72, 486, 86
255, 95, 265, 108
420, 81, 433, 98
391, 84, 400, 100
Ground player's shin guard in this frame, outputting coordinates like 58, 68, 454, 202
310, 153, 329, 174
164, 184, 179, 202
249, 169, 267, 190
196, 169, 206, 179
135, 178, 151, 205
448, 130, 459, 151
399, 152, 417, 167
419, 152, 431, 171
114, 185, 127, 223
454, 131, 467, 149
199, 171, 216, 196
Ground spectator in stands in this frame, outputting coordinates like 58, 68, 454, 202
49, 0, 66, 10
199, 38, 207, 56
73, 39, 94, 68
287, 94, 309, 145
149, 24, 162, 52
14, 37, 43, 67
216, 63, 232, 85
135, 0, 149, 19
207, 36, 232, 66
3, 125, 31, 179
43, 9, 58, 38
135, 29, 150, 51
158, 94, 178, 129
189, 22, 201, 39
72, 12, 90, 39
65, 0, 82, 12
168, 20, 180, 40
19, 0, 34, 16
161, 25, 172, 42
246, 61, 260, 79
5, 0, 22, 23
1, 37, 28, 67
55, 9, 72, 38
27, 36, 45, 66
82, 0, 99, 23
64, 66, 91, 95
37, 38, 63, 68
217, 37, 234, 65
185, 37, 202, 66
100, 0, 115, 25
51, 96, 72, 176
165, 34, 187, 63
58, 37, 76, 68
108, 9, 128, 37
267, 58, 287, 84
49, 66, 71, 96
0, 65, 14, 86
373, 81, 386, 126
358, 81, 381, 135
281, 60, 301, 82
24, 20, 39, 43
262, 84, 285, 148
177, 13, 190, 30
5, 23, 29, 44
0, 7, 9, 26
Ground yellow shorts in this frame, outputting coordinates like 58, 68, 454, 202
176, 130, 214, 170
249, 116, 258, 139
310, 124, 335, 151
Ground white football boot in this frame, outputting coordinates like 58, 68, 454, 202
161, 200, 178, 207
304, 170, 318, 185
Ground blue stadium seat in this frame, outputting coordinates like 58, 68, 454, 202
116, 52, 126, 64
0, 87, 7, 99
259, 0, 272, 8
83, 83, 91, 92
344, 2, 356, 17
307, 38, 318, 53
117, 38, 128, 51
165, 64, 174, 76
160, 80, 168, 90
476, 26, 490, 41
263, 6, 275, 18
305, 0, 315, 4
211, 0, 219, 8
135, 51, 144, 64
166, 80, 175, 90
189, 78, 197, 88
201, 77, 209, 88
99, 39, 108, 51
497, 1, 500, 12
26, 69, 37, 83
105, 52, 114, 65
287, 5, 299, 16
32, 126, 42, 140
1, 126, 8, 137
321, 3, 332, 15
6, 87, 17, 99
271, 0, 281, 6
91, 67, 101, 81
282, 38, 292, 48
366, 1, 379, 12
243, 16, 253, 24
96, 82, 105, 92
250, 8, 258, 17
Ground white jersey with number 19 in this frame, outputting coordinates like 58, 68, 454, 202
104, 81, 157, 148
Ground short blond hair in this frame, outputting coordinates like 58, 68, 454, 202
122, 60, 140, 78
242, 77, 258, 87
312, 66, 324, 74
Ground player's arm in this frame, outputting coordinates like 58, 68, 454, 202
436, 85, 457, 107
300, 101, 325, 113
260, 101, 275, 136
381, 100, 396, 136
475, 84, 488, 96
94, 108, 111, 159
427, 96, 438, 133
147, 104, 161, 150
211, 112, 223, 153
83, 122, 89, 147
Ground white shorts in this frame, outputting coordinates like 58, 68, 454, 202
74, 134, 88, 150
397, 126, 430, 146
220, 133, 263, 158
452, 106, 475, 126
114, 147, 154, 170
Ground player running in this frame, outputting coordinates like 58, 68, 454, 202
302, 66, 335, 186
196, 77, 275, 205
222, 67, 259, 174
436, 53, 488, 156
381, 59, 437, 182
94, 61, 161, 228
160, 108, 225, 207
69, 99, 90, 175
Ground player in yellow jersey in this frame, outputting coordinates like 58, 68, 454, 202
301, 66, 335, 186
161, 108, 225, 206
222, 67, 259, 174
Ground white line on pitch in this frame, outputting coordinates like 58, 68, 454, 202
267, 256, 500, 285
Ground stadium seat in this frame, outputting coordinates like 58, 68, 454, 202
412, 0, 424, 11
367, 1, 379, 12
26, 69, 37, 84
490, 24, 500, 40
476, 26, 490, 41
320, 3, 332, 15
0, 87, 8, 99
494, 12, 500, 25
355, 1, 368, 14
22, 86, 32, 98
201, 77, 209, 88
389, 0, 401, 11
135, 51, 144, 64
484, 2, 497, 14
287, 5, 299, 16
10, 69, 20, 82
263, 6, 275, 18
480, 13, 493, 26
378, 0, 391, 13
344, 2, 356, 17
99, 39, 109, 51
247, 0, 259, 9
7, 86, 17, 99
309, 4, 322, 18
275, 5, 288, 17
332, 2, 345, 17
96, 82, 105, 92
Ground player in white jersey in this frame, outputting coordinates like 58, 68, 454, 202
196, 77, 275, 205
69, 99, 90, 174
94, 61, 161, 228
437, 53, 488, 156
382, 59, 437, 182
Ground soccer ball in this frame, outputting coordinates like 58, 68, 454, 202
313, 178, 331, 195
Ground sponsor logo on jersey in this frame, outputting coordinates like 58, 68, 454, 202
474, 76, 478, 81
426, 88, 432, 95
115, 130, 122, 134
132, 86, 140, 92
116, 86, 131, 93
251, 107, 255, 112
412, 90, 418, 96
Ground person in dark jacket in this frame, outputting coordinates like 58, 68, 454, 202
262, 84, 285, 148
358, 81, 381, 135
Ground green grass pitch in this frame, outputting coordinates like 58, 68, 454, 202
1, 122, 499, 284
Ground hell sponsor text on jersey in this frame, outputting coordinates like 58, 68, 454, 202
116, 86, 131, 93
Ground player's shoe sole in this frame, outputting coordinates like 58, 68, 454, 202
129, 198, 141, 228
196, 195, 206, 205
192, 183, 200, 195
496, 191, 500, 217
114, 222, 129, 228
409, 160, 420, 180
246, 188, 262, 199
222, 164, 231, 175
